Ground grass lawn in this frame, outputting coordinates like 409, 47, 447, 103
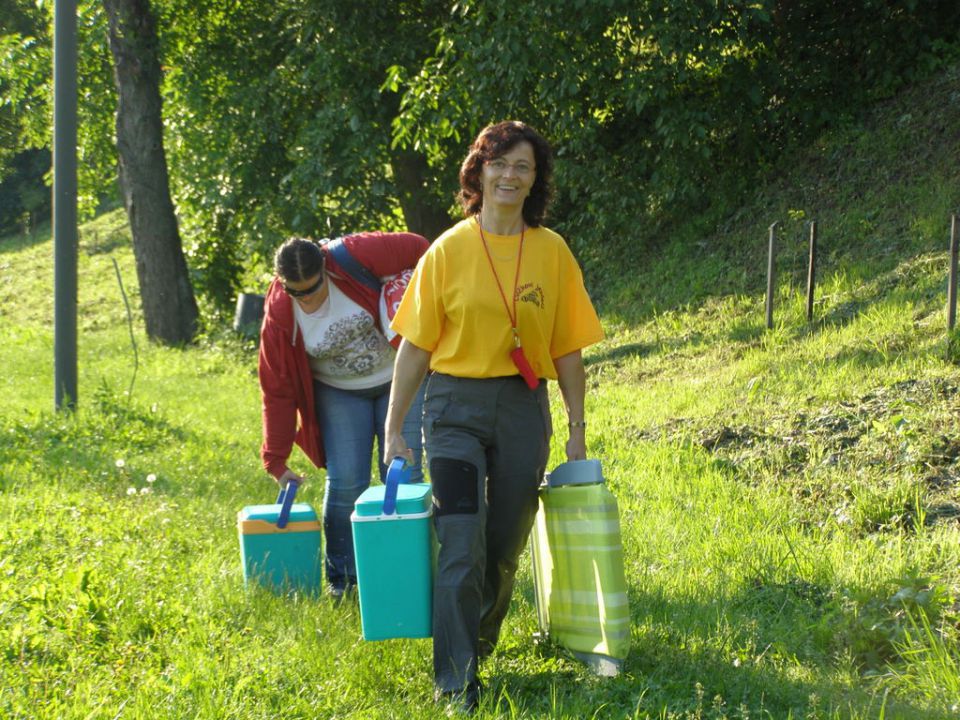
2, 66, 960, 720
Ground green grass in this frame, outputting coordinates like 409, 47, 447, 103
2, 66, 960, 719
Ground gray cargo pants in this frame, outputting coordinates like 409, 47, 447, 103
423, 373, 552, 693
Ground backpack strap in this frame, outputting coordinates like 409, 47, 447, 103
324, 237, 381, 291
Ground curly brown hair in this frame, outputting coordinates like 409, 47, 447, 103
457, 121, 554, 228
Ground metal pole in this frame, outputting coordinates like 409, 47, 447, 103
948, 214, 958, 332
806, 220, 817, 322
766, 222, 778, 330
54, 0, 78, 410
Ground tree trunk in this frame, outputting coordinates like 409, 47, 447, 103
390, 148, 452, 242
103, 0, 197, 345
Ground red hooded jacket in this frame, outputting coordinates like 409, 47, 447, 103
258, 231, 429, 480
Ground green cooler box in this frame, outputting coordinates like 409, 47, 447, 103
531, 459, 630, 675
237, 481, 321, 593
351, 459, 434, 640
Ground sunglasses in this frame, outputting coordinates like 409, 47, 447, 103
283, 275, 324, 298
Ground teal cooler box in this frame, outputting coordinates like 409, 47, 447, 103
351, 459, 434, 640
237, 482, 321, 593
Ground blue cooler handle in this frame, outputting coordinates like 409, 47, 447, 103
382, 458, 411, 516
275, 480, 298, 529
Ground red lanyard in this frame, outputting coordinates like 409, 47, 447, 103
478, 218, 525, 346
477, 217, 539, 390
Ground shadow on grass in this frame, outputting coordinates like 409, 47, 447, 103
80, 222, 131, 256
591, 266, 940, 377
504, 579, 936, 719
0, 393, 198, 496
0, 210, 128, 257
599, 240, 947, 369
585, 342, 657, 367
0, 220, 53, 255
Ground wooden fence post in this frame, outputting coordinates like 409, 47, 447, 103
948, 214, 958, 332
766, 222, 778, 330
806, 220, 817, 322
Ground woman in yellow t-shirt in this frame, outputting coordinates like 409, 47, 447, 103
384, 121, 603, 713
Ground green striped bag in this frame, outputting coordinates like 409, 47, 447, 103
530, 481, 631, 665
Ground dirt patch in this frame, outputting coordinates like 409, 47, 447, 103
633, 378, 960, 527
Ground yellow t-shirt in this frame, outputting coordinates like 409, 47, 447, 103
391, 217, 604, 379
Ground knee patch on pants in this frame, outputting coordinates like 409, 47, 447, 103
430, 457, 479, 516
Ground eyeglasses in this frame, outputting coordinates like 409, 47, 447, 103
283, 275, 324, 298
485, 159, 536, 176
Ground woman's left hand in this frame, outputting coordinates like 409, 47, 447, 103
555, 350, 588, 462
566, 427, 587, 462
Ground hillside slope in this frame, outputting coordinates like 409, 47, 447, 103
586, 58, 960, 528
601, 61, 960, 321
1, 60, 959, 720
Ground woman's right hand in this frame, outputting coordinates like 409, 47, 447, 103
383, 432, 413, 468
276, 468, 304, 489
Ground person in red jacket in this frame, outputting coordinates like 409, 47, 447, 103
259, 231, 429, 598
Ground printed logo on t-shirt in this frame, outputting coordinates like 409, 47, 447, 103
515, 282, 544, 309
307, 313, 392, 377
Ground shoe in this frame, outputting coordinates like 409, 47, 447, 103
435, 680, 481, 716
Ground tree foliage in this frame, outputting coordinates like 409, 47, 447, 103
1, 3, 52, 233
156, 0, 454, 305
385, 0, 960, 272
2, 0, 958, 305
1, 0, 117, 218
0, 0, 46, 181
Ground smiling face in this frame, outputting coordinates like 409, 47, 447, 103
481, 141, 537, 213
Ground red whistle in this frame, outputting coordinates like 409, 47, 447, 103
510, 344, 539, 390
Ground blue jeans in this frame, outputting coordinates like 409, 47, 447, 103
313, 379, 425, 591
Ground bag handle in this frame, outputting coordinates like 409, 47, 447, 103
382, 458, 411, 516
275, 480, 298, 529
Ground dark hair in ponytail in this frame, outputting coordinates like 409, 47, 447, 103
274, 237, 324, 282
